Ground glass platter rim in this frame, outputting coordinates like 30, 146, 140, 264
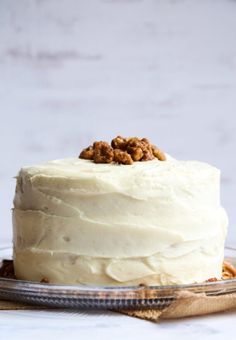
0, 246, 236, 309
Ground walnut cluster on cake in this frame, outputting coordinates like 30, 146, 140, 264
79, 136, 166, 165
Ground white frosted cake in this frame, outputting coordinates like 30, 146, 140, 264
13, 139, 228, 285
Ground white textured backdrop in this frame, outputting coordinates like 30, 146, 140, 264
0, 0, 236, 245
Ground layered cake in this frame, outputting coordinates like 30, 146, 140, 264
13, 137, 228, 285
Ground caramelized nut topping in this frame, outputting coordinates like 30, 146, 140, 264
222, 261, 236, 279
93, 141, 114, 163
141, 138, 150, 145
142, 149, 155, 161
111, 136, 128, 150
79, 146, 94, 160
114, 149, 133, 165
79, 136, 166, 165
127, 146, 143, 161
206, 277, 218, 282
127, 137, 141, 148
152, 145, 167, 161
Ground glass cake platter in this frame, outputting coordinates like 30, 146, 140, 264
0, 246, 236, 309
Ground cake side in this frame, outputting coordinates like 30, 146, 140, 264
13, 157, 228, 285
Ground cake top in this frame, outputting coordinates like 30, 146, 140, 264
19, 156, 219, 190
79, 136, 166, 165
18, 135, 220, 201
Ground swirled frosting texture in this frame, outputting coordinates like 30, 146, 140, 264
13, 157, 228, 285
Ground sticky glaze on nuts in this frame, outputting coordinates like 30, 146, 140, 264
79, 136, 166, 165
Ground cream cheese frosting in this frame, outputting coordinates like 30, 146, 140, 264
13, 156, 228, 285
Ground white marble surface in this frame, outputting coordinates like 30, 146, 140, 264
0, 0, 236, 337
0, 309, 236, 340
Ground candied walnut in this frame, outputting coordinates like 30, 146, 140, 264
127, 138, 155, 161
113, 149, 133, 165
79, 145, 94, 160
222, 261, 236, 279
152, 145, 166, 161
141, 138, 150, 145
127, 146, 143, 161
206, 277, 218, 282
93, 141, 114, 163
127, 137, 142, 148
78, 136, 166, 164
222, 273, 232, 280
111, 136, 128, 150
142, 149, 155, 161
